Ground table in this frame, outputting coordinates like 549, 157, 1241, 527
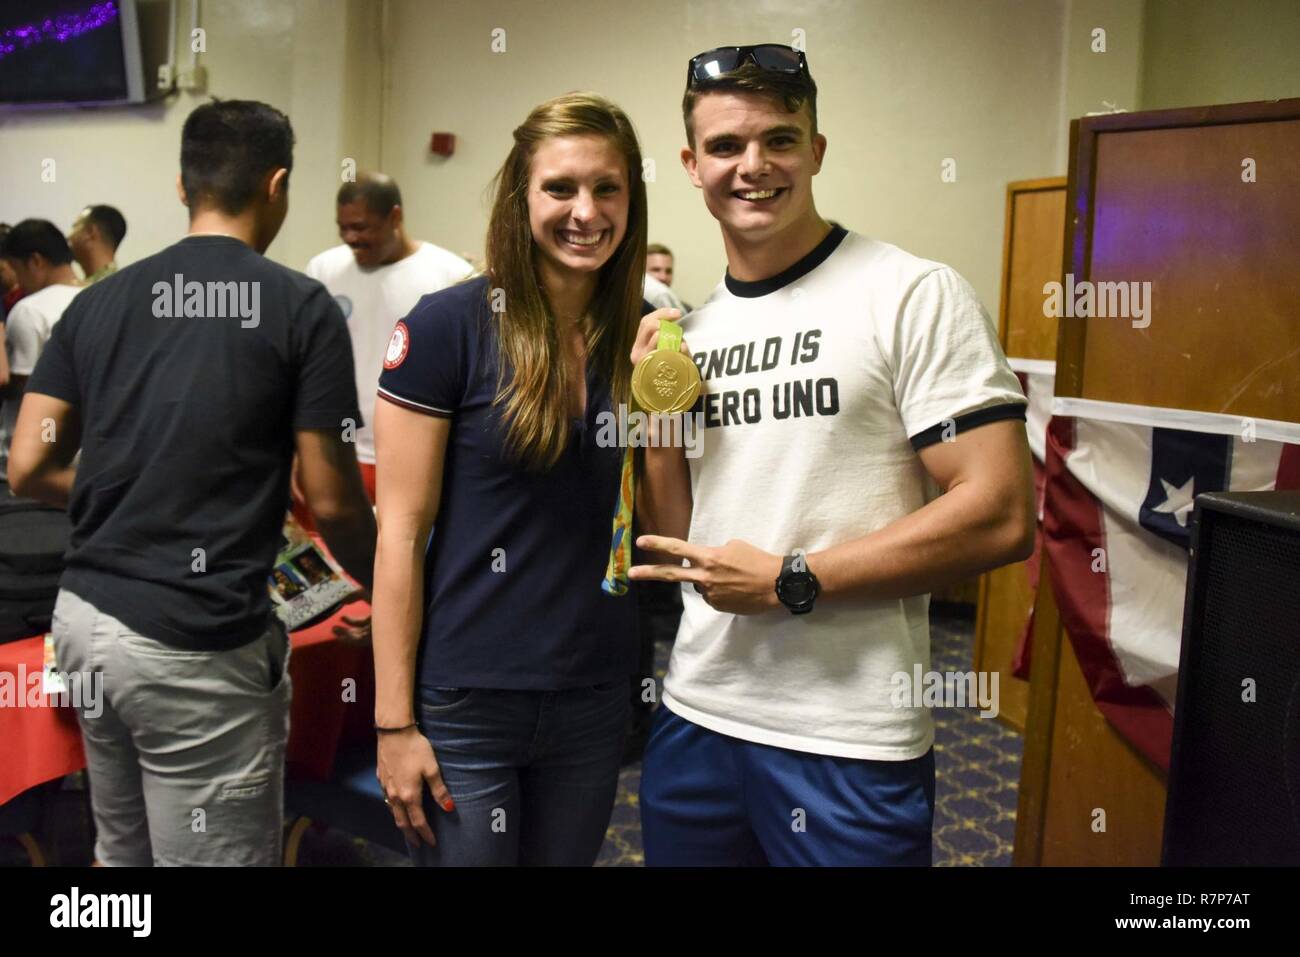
0, 602, 376, 807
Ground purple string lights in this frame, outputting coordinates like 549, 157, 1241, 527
0, 2, 120, 62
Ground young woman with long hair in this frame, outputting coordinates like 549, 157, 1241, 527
371, 92, 669, 865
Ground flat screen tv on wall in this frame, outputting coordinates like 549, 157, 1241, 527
0, 0, 146, 109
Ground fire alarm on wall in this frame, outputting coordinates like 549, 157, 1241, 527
430, 133, 456, 157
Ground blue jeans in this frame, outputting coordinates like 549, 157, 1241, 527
409, 681, 629, 866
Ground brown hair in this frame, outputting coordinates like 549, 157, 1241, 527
682, 61, 819, 148
646, 243, 673, 257
484, 92, 648, 471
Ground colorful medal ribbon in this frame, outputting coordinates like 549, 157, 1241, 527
600, 442, 636, 597
601, 320, 688, 597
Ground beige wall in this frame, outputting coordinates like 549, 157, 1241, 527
0, 0, 358, 272
2, 0, 1297, 306
1057, 0, 1144, 165
1140, 0, 1300, 110
380, 0, 1067, 309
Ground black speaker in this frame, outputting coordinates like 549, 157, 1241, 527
1162, 490, 1300, 866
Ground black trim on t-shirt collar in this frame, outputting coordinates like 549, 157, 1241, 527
724, 223, 849, 298
909, 402, 1028, 452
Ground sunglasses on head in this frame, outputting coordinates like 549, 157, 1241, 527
686, 44, 809, 89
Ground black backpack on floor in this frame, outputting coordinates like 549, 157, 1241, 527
0, 493, 72, 643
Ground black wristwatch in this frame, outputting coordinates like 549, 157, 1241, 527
775, 552, 820, 615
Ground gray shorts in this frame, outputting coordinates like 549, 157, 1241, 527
51, 588, 291, 866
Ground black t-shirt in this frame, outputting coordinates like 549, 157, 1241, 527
377, 275, 640, 690
27, 236, 359, 650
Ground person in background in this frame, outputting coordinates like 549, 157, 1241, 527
0, 225, 21, 445
645, 242, 691, 312
0, 224, 26, 320
7, 99, 376, 867
0, 226, 14, 477
68, 205, 127, 285
643, 242, 687, 314
645, 242, 675, 287
304, 173, 473, 502
371, 91, 667, 865
0, 220, 81, 482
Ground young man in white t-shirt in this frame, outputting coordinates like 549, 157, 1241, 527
305, 172, 473, 498
629, 45, 1035, 865
643, 273, 686, 314
646, 243, 691, 312
1, 220, 81, 481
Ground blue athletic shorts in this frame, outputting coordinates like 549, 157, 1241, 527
639, 704, 935, 866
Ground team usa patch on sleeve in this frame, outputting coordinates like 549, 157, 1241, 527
383, 320, 410, 369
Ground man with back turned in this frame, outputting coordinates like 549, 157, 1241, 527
8, 99, 377, 866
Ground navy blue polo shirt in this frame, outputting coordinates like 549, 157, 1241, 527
377, 275, 639, 690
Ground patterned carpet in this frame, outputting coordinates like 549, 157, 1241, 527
1, 608, 1020, 867
928, 607, 1023, 866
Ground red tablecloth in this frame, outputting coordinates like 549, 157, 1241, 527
284, 602, 376, 779
0, 602, 375, 807
0, 636, 85, 806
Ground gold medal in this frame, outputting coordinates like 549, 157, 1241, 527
605, 320, 697, 599
631, 320, 701, 414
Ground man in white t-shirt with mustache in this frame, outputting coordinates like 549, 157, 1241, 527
305, 173, 473, 500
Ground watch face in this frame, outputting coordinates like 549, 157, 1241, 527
779, 572, 816, 605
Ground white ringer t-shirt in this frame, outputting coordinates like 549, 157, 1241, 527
663, 225, 1026, 760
